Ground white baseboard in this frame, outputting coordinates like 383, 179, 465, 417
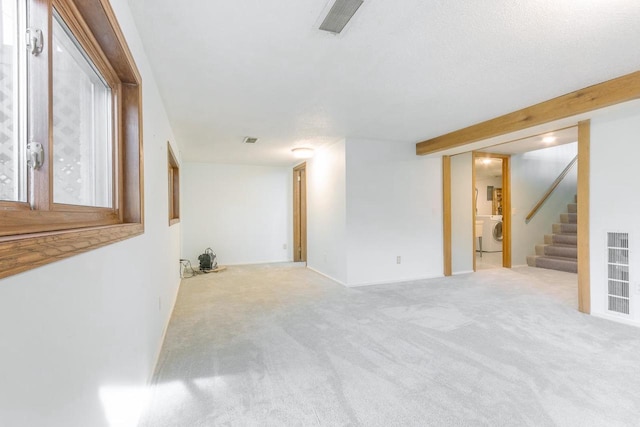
591, 312, 640, 328
306, 266, 347, 286
346, 274, 444, 288
452, 270, 474, 275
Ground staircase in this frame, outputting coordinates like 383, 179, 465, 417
526, 197, 577, 273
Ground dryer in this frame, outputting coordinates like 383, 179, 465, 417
476, 215, 503, 252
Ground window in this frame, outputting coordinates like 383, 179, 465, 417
0, 0, 143, 279
52, 10, 113, 208
0, 0, 27, 203
168, 142, 179, 225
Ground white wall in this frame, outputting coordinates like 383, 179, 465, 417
511, 143, 577, 266
306, 140, 348, 284
0, 1, 182, 426
344, 139, 443, 286
590, 100, 640, 325
182, 163, 292, 265
475, 175, 502, 216
450, 152, 473, 274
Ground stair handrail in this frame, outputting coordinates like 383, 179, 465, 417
525, 155, 578, 223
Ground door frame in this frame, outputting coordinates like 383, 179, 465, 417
293, 162, 307, 262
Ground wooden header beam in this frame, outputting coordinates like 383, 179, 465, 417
416, 70, 640, 155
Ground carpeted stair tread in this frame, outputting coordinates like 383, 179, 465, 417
560, 213, 577, 224
529, 196, 578, 274
535, 244, 577, 259
552, 223, 577, 234
544, 234, 577, 245
527, 255, 578, 273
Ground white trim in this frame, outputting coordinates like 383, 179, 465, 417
306, 266, 347, 286
346, 274, 445, 288
592, 312, 640, 328
453, 270, 474, 276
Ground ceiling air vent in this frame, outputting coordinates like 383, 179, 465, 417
243, 137, 258, 144
319, 0, 364, 34
607, 232, 630, 315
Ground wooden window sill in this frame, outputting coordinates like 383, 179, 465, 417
0, 223, 144, 279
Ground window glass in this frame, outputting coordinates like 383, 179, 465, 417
0, 0, 27, 202
52, 10, 112, 207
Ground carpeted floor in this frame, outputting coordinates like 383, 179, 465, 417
139, 264, 640, 426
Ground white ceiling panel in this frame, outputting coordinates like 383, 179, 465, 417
128, 0, 640, 165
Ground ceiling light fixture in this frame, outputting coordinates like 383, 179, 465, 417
292, 147, 314, 159
542, 136, 557, 144
319, 0, 364, 34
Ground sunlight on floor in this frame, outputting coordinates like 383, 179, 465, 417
99, 385, 152, 427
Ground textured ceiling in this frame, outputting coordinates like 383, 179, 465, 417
128, 0, 640, 165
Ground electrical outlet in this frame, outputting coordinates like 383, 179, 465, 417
397, 256, 401, 264
158, 297, 162, 312
282, 243, 287, 250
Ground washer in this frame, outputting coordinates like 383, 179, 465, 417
476, 215, 503, 252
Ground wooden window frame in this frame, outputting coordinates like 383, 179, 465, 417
168, 142, 179, 226
0, 0, 143, 279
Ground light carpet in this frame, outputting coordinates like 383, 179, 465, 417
139, 264, 640, 426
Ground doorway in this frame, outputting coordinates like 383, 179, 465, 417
472, 152, 511, 271
439, 126, 590, 313
473, 153, 511, 271
293, 163, 307, 262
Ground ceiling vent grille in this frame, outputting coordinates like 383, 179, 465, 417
243, 137, 258, 144
319, 0, 364, 34
607, 232, 630, 315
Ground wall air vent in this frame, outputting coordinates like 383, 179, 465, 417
607, 232, 630, 315
319, 0, 364, 34
243, 137, 258, 144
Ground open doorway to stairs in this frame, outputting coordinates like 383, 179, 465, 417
443, 123, 589, 313
446, 126, 581, 274
474, 127, 578, 274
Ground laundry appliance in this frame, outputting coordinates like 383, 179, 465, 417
476, 215, 503, 253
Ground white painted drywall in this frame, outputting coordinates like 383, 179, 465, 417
0, 1, 182, 425
306, 140, 348, 284
182, 163, 292, 266
475, 175, 502, 216
344, 139, 443, 286
511, 143, 577, 266
590, 100, 640, 325
450, 152, 474, 274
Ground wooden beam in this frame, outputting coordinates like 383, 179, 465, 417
416, 70, 640, 155
442, 156, 452, 276
577, 120, 591, 314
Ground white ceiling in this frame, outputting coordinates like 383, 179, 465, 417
127, 0, 640, 166
478, 126, 577, 155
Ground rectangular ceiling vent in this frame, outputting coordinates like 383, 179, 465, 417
607, 232, 630, 315
243, 137, 258, 144
319, 0, 364, 34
